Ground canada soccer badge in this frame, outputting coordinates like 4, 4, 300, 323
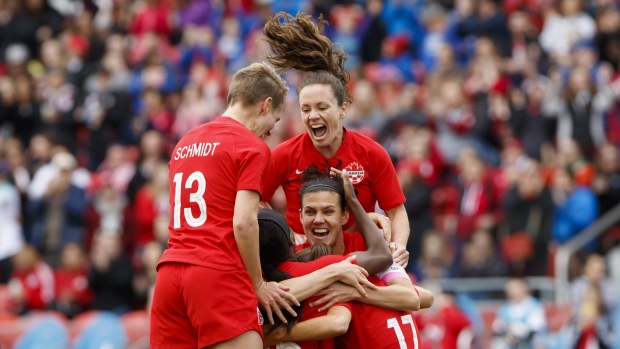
257, 307, 264, 326
345, 162, 365, 184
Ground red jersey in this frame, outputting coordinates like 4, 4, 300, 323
275, 255, 347, 349
54, 268, 92, 307
263, 129, 405, 235
295, 232, 368, 255
11, 261, 55, 310
336, 277, 421, 349
159, 116, 271, 270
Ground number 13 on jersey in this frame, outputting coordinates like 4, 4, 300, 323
387, 314, 419, 349
173, 171, 207, 228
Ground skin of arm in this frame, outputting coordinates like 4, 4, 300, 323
414, 285, 435, 309
279, 264, 352, 302
385, 204, 410, 247
335, 168, 393, 275
235, 190, 299, 324
282, 306, 352, 342
233, 190, 264, 288
310, 278, 423, 313
385, 204, 411, 267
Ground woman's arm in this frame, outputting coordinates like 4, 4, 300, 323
385, 204, 410, 267
332, 168, 393, 275
414, 285, 435, 309
282, 306, 352, 342
280, 256, 377, 302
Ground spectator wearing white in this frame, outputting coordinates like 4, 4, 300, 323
0, 160, 24, 284
492, 278, 547, 349
539, 0, 596, 61
571, 254, 616, 313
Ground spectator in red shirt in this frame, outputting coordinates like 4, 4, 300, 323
53, 243, 92, 318
133, 161, 169, 250
416, 289, 473, 349
8, 245, 55, 314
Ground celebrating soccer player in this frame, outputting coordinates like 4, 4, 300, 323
261, 12, 410, 267
150, 63, 298, 349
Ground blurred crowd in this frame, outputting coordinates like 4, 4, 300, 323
0, 0, 620, 347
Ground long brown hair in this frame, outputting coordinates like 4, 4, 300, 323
263, 12, 352, 105
295, 243, 334, 262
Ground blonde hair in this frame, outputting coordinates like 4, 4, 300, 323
226, 62, 289, 111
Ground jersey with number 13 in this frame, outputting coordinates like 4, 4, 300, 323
158, 116, 271, 271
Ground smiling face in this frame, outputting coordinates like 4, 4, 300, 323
300, 191, 349, 248
299, 84, 347, 154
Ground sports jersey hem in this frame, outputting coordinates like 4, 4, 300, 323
157, 258, 242, 272
198, 327, 264, 348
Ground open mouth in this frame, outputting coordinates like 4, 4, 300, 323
312, 228, 330, 240
310, 124, 327, 139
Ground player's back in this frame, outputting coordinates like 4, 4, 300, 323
336, 277, 420, 349
159, 116, 270, 270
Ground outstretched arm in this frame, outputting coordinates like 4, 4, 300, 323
385, 204, 410, 267
280, 256, 376, 301
282, 306, 352, 342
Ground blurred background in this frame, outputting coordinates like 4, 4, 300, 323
0, 0, 619, 348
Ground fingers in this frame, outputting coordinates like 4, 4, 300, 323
264, 304, 275, 325
360, 277, 378, 290
273, 304, 288, 324
350, 280, 368, 298
277, 297, 298, 317
358, 266, 369, 277
308, 295, 329, 308
279, 288, 300, 306
330, 167, 342, 176
277, 283, 291, 292
344, 255, 356, 264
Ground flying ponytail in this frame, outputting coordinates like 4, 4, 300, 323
263, 12, 353, 105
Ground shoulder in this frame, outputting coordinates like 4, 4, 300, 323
347, 130, 389, 156
272, 133, 307, 156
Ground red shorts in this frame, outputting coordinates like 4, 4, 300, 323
150, 262, 263, 348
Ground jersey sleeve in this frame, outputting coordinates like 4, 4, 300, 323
235, 137, 271, 197
369, 144, 406, 211
261, 144, 290, 202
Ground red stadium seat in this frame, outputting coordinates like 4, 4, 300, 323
545, 304, 573, 333
0, 312, 24, 349
121, 310, 150, 348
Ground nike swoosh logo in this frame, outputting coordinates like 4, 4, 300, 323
296, 169, 303, 174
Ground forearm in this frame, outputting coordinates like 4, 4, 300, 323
283, 307, 351, 342
347, 197, 392, 273
386, 205, 410, 246
360, 284, 419, 312
280, 266, 340, 302
234, 219, 263, 287
414, 286, 434, 309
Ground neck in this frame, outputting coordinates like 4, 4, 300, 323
316, 127, 344, 159
222, 104, 259, 134
332, 232, 345, 256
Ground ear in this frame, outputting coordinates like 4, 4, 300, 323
261, 97, 273, 116
340, 102, 348, 119
341, 208, 350, 225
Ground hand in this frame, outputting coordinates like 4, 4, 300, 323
255, 280, 300, 325
309, 282, 362, 312
332, 255, 377, 298
389, 242, 409, 268
330, 167, 355, 203
293, 233, 307, 246
367, 212, 391, 243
